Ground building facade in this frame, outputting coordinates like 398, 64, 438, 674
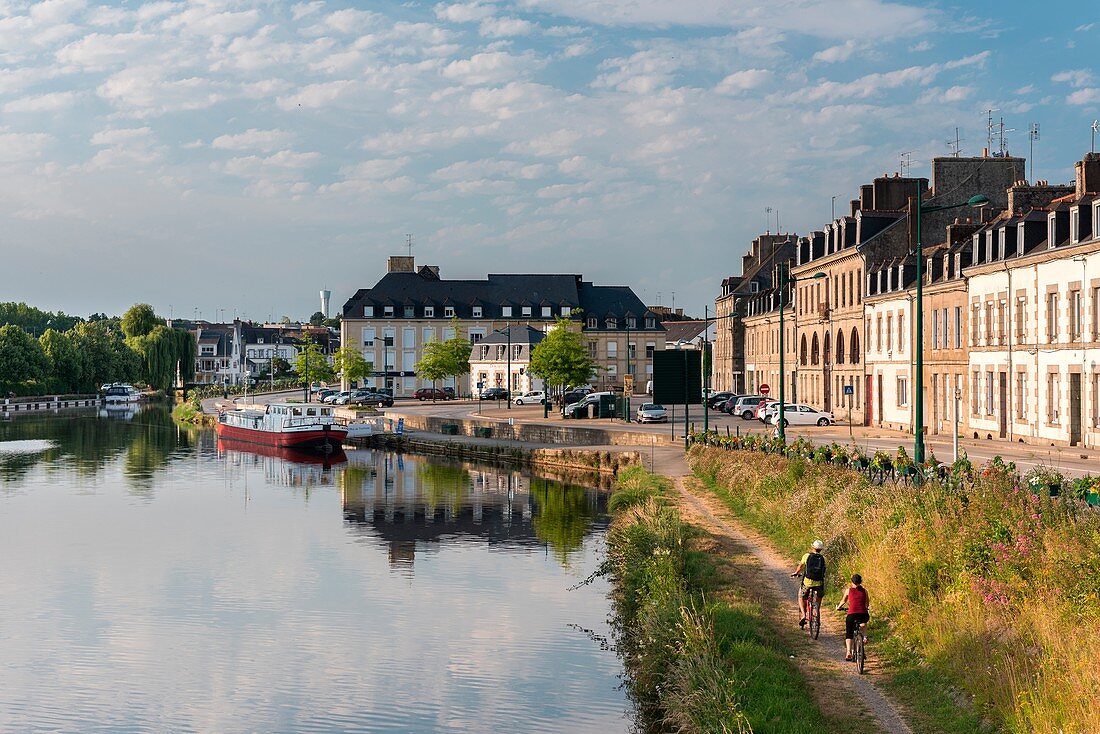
467, 326, 546, 395
341, 257, 665, 397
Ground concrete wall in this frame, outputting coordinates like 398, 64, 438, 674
386, 410, 679, 447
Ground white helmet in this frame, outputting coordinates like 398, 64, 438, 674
811, 539, 824, 550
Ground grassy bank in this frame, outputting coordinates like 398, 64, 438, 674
605, 467, 858, 734
689, 446, 1100, 734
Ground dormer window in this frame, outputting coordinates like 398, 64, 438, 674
985, 231, 994, 262
444, 306, 455, 318
364, 306, 374, 317
521, 306, 532, 317
472, 306, 482, 318
586, 316, 597, 328
997, 230, 1005, 260
606, 317, 617, 329
645, 316, 656, 329
502, 306, 513, 317
626, 316, 637, 329
541, 306, 551, 317
383, 305, 394, 317
749, 281, 759, 293
1071, 210, 1079, 244
1049, 215, 1057, 249
561, 306, 571, 317
424, 306, 435, 318
404, 306, 414, 318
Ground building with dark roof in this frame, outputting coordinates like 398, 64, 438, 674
341, 256, 665, 396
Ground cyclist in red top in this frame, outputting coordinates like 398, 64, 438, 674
836, 574, 869, 661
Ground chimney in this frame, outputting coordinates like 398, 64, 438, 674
387, 255, 415, 273
1075, 152, 1100, 196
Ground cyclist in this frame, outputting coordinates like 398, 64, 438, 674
790, 539, 826, 628
836, 574, 870, 661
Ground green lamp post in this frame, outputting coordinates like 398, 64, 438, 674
777, 267, 825, 443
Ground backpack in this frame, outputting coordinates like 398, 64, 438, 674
805, 552, 825, 582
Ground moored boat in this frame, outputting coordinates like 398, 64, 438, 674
216, 402, 348, 449
103, 384, 143, 404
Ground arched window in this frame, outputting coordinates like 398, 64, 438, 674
824, 331, 832, 364
800, 334, 808, 366
811, 333, 820, 365
836, 330, 845, 364
850, 328, 861, 364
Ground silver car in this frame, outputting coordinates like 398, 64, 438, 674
636, 403, 668, 423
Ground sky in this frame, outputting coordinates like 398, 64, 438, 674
1, 0, 1098, 322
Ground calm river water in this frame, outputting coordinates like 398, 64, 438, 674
0, 407, 630, 733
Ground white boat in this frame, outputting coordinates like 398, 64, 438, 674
103, 384, 143, 404
216, 402, 348, 449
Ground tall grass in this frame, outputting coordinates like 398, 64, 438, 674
690, 446, 1100, 734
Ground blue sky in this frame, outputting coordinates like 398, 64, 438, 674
1, 0, 1098, 321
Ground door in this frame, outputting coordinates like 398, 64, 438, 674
1070, 372, 1082, 446
823, 368, 832, 412
932, 374, 939, 433
999, 372, 1009, 440
865, 374, 873, 426
876, 373, 883, 424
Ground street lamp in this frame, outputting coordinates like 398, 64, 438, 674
778, 267, 825, 444
913, 193, 989, 465
493, 327, 512, 409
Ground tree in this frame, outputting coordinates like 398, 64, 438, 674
0, 324, 49, 393
528, 318, 595, 407
0, 302, 81, 335
121, 303, 159, 339
414, 320, 472, 397
309, 311, 326, 326
68, 321, 140, 392
39, 328, 79, 393
333, 346, 372, 386
294, 342, 333, 390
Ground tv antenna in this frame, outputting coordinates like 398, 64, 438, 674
994, 117, 1014, 157
405, 233, 413, 257
899, 151, 913, 176
985, 109, 1000, 151
1028, 123, 1040, 181
764, 206, 773, 233
946, 127, 963, 157
1092, 120, 1099, 153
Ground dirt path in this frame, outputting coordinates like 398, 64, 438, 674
653, 452, 914, 734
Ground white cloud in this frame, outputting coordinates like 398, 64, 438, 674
90, 127, 153, 146
56, 32, 156, 71
442, 51, 539, 85
4, 90, 79, 112
434, 1, 496, 23
0, 130, 52, 161
340, 157, 411, 180
942, 85, 974, 102
714, 68, 771, 95
211, 129, 296, 152
1067, 88, 1100, 106
275, 80, 356, 109
813, 41, 856, 63
1052, 69, 1094, 88
479, 16, 533, 37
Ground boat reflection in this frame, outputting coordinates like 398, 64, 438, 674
217, 438, 347, 487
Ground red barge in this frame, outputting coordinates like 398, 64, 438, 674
215, 402, 348, 450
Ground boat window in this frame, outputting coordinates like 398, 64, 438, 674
321, 408, 330, 415
307, 408, 316, 416
292, 408, 302, 416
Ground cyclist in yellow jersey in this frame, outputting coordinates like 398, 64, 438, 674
790, 539, 826, 628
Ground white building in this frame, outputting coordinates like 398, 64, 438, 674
863, 260, 913, 432
467, 325, 546, 395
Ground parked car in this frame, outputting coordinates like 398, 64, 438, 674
333, 390, 371, 405
753, 399, 775, 421
349, 391, 393, 407
563, 392, 612, 418
731, 395, 768, 420
706, 392, 734, 410
414, 388, 452, 401
480, 387, 510, 400
559, 390, 588, 407
757, 401, 781, 423
442, 386, 456, 398
720, 395, 746, 413
323, 391, 352, 404
636, 403, 668, 423
769, 404, 835, 427
314, 388, 339, 402
513, 390, 546, 405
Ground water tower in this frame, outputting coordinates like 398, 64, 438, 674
320, 289, 331, 319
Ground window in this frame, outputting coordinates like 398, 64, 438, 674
954, 306, 961, 349
645, 316, 656, 329
424, 306, 435, 318
986, 371, 994, 415
1017, 371, 1026, 420
1047, 292, 1059, 343
886, 314, 893, 353
971, 371, 980, 415
932, 310, 940, 349
606, 317, 617, 329
897, 377, 908, 407
471, 306, 482, 319
470, 331, 484, 344
541, 306, 552, 318
997, 301, 1006, 345
562, 306, 572, 317
1015, 298, 1026, 341
522, 306, 532, 317
586, 316, 597, 328
898, 312, 905, 353
606, 364, 617, 376
587, 341, 597, 359
628, 342, 636, 359
876, 314, 882, 352
645, 342, 655, 358
362, 328, 376, 347
383, 305, 394, 317
403, 306, 414, 318
971, 304, 980, 346
502, 306, 513, 317
402, 327, 415, 347
444, 306, 455, 318
607, 342, 617, 358
364, 306, 374, 317
1047, 373, 1060, 423
984, 302, 994, 344
422, 327, 435, 342
942, 308, 949, 349
627, 316, 637, 329
1071, 211, 1079, 243
1093, 288, 1100, 340
1070, 290, 1082, 340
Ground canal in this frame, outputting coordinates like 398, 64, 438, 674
0, 407, 631, 733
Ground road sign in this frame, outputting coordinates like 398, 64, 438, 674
759, 383, 770, 395
843, 385, 854, 396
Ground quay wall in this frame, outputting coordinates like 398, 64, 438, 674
384, 411, 677, 447
2, 395, 100, 413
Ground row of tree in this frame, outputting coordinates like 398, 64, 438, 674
0, 304, 196, 396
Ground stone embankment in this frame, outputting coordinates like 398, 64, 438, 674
385, 409, 675, 447
2, 395, 101, 413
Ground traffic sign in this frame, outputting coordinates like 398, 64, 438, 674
843, 385, 854, 396
759, 383, 770, 395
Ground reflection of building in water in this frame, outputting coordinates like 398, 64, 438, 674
340, 450, 607, 571
218, 439, 346, 488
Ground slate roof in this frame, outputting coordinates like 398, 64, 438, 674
479, 325, 545, 346
664, 321, 709, 344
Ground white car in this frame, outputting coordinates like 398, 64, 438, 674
513, 391, 546, 405
635, 403, 668, 423
769, 404, 835, 427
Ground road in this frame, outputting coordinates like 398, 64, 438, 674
387, 397, 1100, 480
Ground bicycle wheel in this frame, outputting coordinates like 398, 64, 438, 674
856, 628, 867, 674
809, 592, 821, 639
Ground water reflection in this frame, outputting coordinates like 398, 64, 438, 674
341, 451, 607, 571
0, 415, 629, 733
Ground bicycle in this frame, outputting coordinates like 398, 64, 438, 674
792, 573, 822, 640
838, 604, 868, 674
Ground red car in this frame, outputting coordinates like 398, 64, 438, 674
414, 388, 452, 401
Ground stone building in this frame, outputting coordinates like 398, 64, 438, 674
340, 257, 664, 397
467, 325, 545, 395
